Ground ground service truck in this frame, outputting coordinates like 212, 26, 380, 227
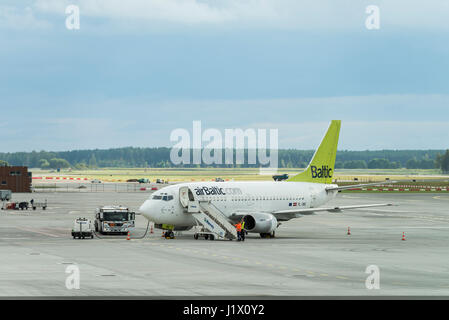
94, 206, 135, 235
72, 218, 94, 239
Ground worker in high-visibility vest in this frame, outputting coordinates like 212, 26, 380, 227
234, 222, 242, 241
241, 219, 246, 242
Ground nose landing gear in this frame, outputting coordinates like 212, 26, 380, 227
163, 230, 175, 239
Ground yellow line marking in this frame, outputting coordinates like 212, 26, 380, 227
433, 196, 449, 200
15, 227, 60, 238
306, 271, 315, 275
320, 273, 329, 277
336, 276, 348, 280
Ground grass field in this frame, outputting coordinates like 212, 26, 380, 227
31, 167, 449, 184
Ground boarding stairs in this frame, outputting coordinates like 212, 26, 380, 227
186, 202, 238, 240
197, 201, 237, 240
179, 186, 237, 240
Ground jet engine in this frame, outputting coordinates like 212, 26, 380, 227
243, 212, 277, 234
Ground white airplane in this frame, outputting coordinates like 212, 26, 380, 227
139, 120, 392, 240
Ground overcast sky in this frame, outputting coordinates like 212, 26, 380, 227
1, 0, 449, 152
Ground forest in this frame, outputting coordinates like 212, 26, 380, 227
0, 148, 448, 172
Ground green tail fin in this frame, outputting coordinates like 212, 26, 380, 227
287, 120, 341, 184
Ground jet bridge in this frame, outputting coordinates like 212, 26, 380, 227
179, 186, 237, 240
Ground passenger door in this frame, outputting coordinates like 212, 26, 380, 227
179, 187, 190, 208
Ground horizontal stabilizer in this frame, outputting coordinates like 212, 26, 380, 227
326, 181, 398, 191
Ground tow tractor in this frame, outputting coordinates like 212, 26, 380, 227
157, 223, 175, 239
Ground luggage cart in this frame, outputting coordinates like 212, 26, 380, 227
31, 199, 47, 210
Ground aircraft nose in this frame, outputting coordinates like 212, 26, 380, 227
139, 201, 147, 213
139, 200, 153, 219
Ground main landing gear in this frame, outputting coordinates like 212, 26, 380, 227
260, 231, 275, 239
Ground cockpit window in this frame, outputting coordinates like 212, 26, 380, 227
152, 193, 173, 201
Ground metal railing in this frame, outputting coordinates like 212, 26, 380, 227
32, 183, 158, 193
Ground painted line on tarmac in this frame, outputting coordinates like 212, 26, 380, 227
359, 209, 417, 213
142, 243, 377, 286
15, 226, 60, 238
155, 244, 349, 282
433, 196, 449, 200
147, 243, 439, 289
351, 226, 449, 229
341, 195, 362, 199
391, 281, 409, 286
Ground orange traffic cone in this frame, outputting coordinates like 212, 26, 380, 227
402, 232, 406, 241
347, 227, 351, 235
127, 231, 131, 241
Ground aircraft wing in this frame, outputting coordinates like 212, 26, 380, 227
326, 178, 449, 192
273, 203, 394, 216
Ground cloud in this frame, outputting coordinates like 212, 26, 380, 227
33, 0, 279, 26
1, 94, 448, 151
3, 0, 442, 32
0, 5, 51, 30
250, 121, 449, 150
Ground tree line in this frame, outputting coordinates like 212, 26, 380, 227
0, 148, 448, 173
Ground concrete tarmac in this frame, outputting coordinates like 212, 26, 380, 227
0, 191, 448, 297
